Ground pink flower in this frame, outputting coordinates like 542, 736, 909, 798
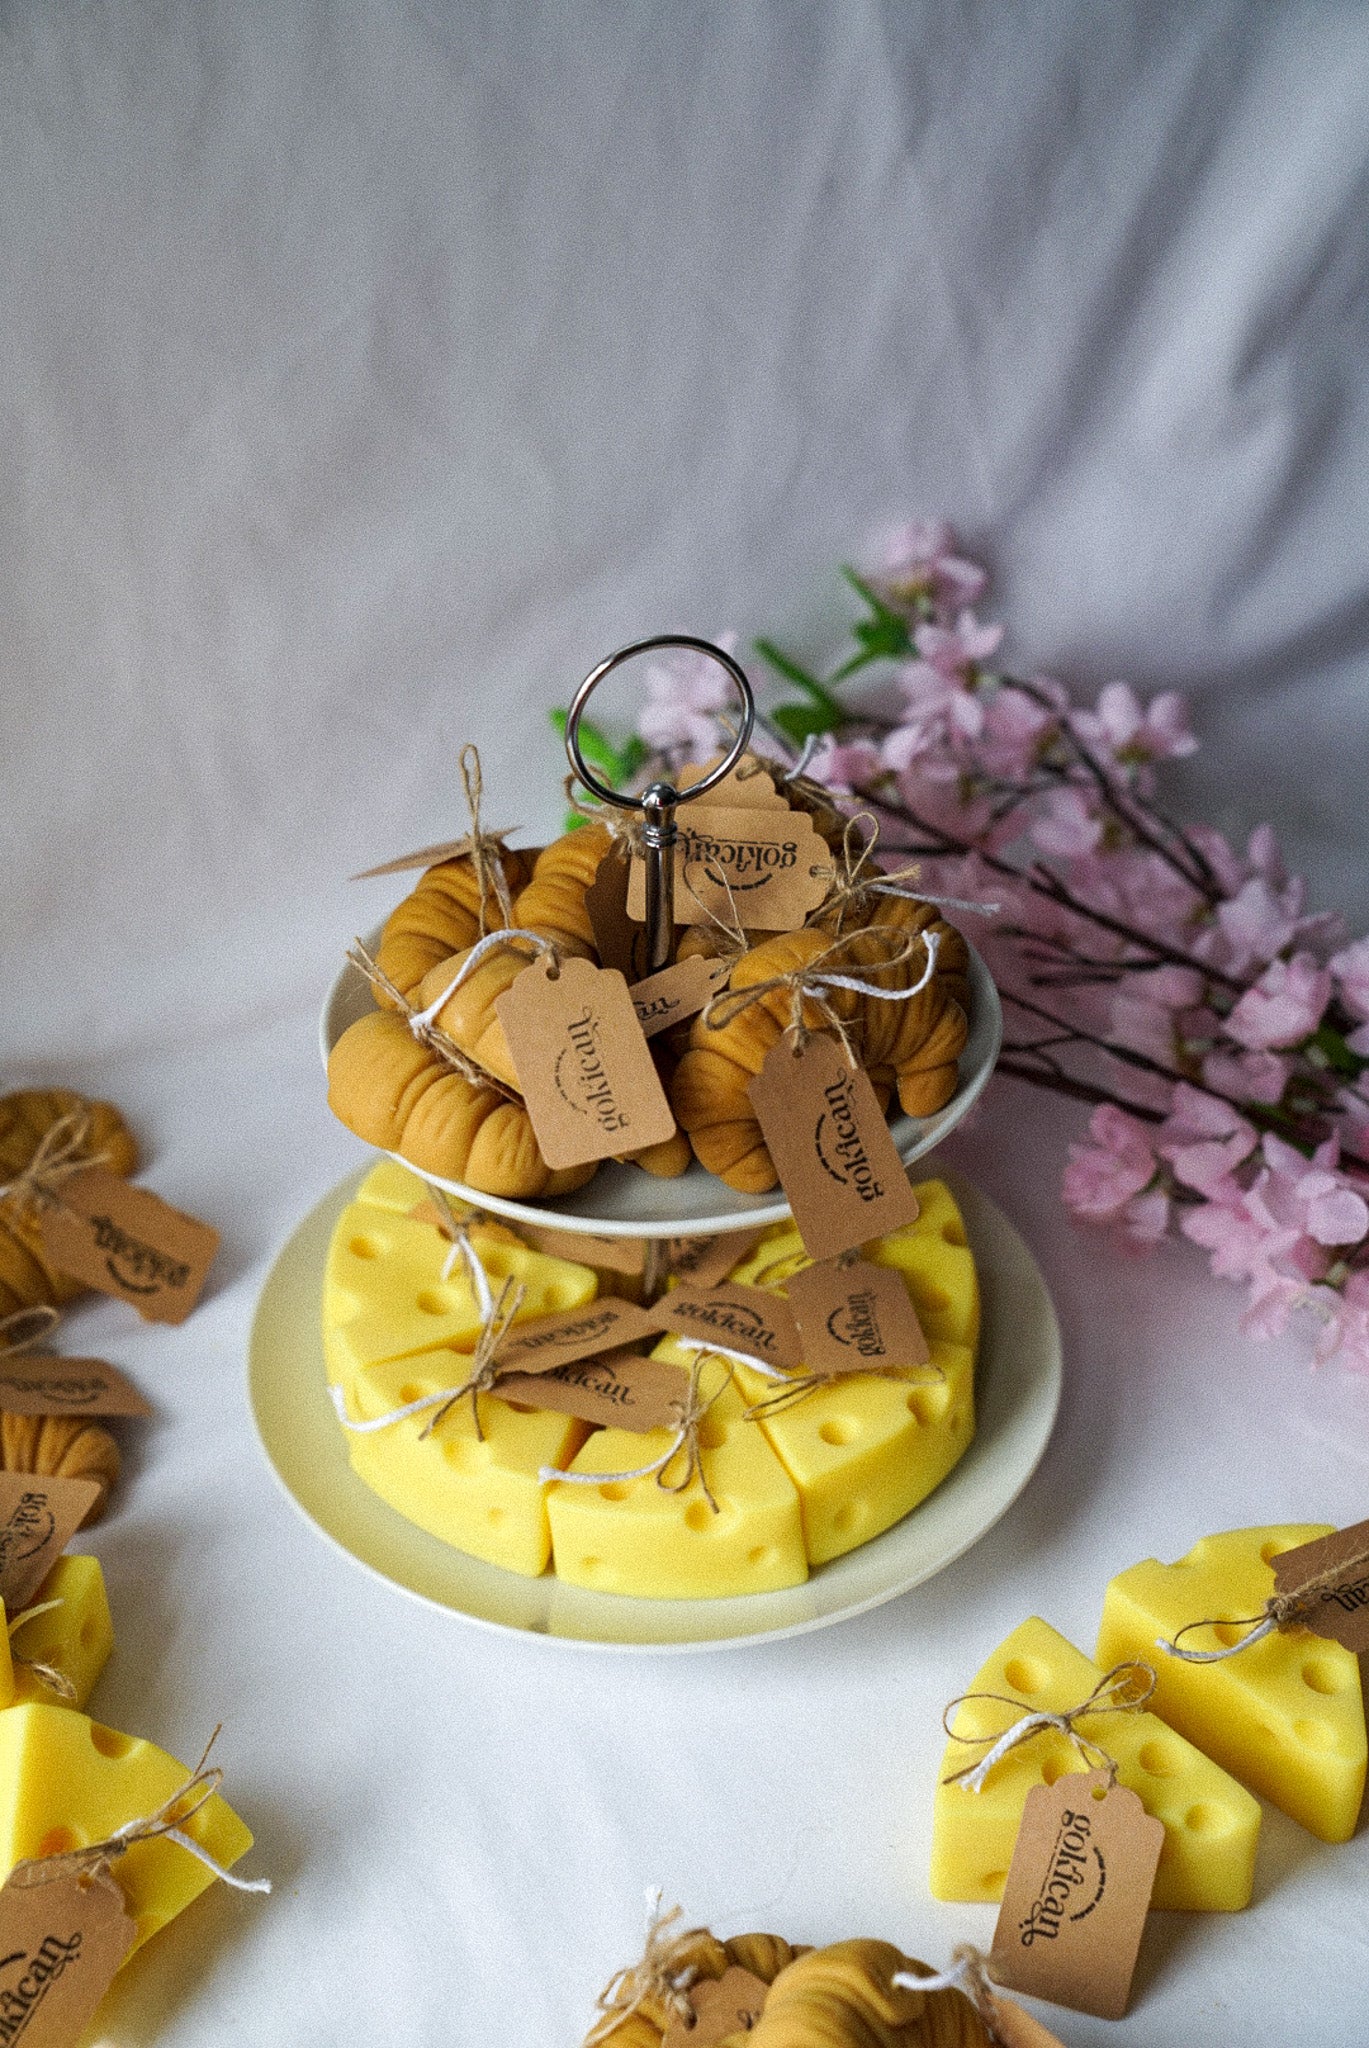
869, 520, 988, 616
1259, 1134, 1369, 1247
1070, 682, 1198, 770
1201, 1047, 1290, 1105
636, 631, 740, 760
1225, 952, 1332, 1050
1181, 1190, 1301, 1284
977, 680, 1065, 781
1214, 877, 1304, 975
1158, 1084, 1258, 1196
1240, 1271, 1308, 1341
807, 735, 883, 794
913, 609, 1004, 684
1062, 1104, 1159, 1224
1031, 787, 1104, 859
1330, 937, 1369, 1022
1313, 1271, 1369, 1372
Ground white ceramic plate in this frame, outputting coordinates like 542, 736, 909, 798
319, 926, 1003, 1238
248, 1165, 1060, 1651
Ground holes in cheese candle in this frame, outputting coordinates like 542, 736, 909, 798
1301, 1660, 1344, 1696
415, 1291, 449, 1316
88, 1724, 134, 1760
684, 1501, 713, 1533
981, 1871, 1007, 1892
832, 1502, 865, 1534
942, 1217, 967, 1245
37, 1827, 80, 1858
399, 1385, 423, 1405
1260, 1537, 1301, 1565
748, 1546, 773, 1567
1040, 1755, 1067, 1785
1183, 1803, 1229, 1834
598, 1483, 630, 1502
1002, 1656, 1049, 1696
697, 1414, 729, 1451
818, 1418, 859, 1446
1212, 1623, 1246, 1648
348, 1237, 379, 1260
1138, 1740, 1179, 1778
80, 1619, 98, 1647
918, 1284, 952, 1312
1293, 1717, 1337, 1752
486, 1508, 506, 1527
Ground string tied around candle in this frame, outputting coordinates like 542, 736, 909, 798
330, 1254, 526, 1446
562, 774, 648, 856
583, 1889, 709, 2046
6, 1599, 77, 1703
1158, 1539, 1369, 1662
891, 1945, 1007, 2033
539, 1353, 733, 1516
817, 812, 1000, 927
456, 743, 515, 935
8, 1727, 271, 1896
0, 1305, 62, 1359
0, 1110, 110, 1231
345, 939, 523, 1103
701, 925, 941, 1069
941, 1662, 1156, 1793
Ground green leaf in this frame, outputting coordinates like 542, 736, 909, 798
550, 705, 643, 788
1308, 1023, 1366, 1078
771, 700, 839, 744
752, 638, 843, 722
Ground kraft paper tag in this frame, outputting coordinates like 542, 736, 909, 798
979, 1991, 1070, 2048
661, 1966, 770, 2048
494, 956, 676, 1170
0, 1867, 136, 2048
652, 1281, 803, 1372
350, 829, 516, 879
584, 853, 650, 982
516, 1225, 648, 1277
39, 1170, 218, 1324
0, 1474, 102, 1612
747, 1035, 920, 1261
629, 956, 731, 1038
0, 1356, 151, 1419
784, 1258, 929, 1373
1272, 1516, 1369, 1652
628, 805, 831, 931
497, 1348, 688, 1432
990, 1771, 1163, 2020
679, 753, 790, 809
494, 1299, 662, 1376
662, 1228, 766, 1290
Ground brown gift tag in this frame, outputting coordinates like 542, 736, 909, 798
39, 1170, 218, 1325
497, 1348, 688, 1432
517, 1225, 648, 1277
494, 956, 676, 1170
584, 852, 650, 982
679, 753, 789, 809
784, 1258, 930, 1373
629, 957, 731, 1039
990, 1770, 1163, 2020
747, 1035, 920, 1262
493, 1299, 662, 1376
0, 1866, 136, 2048
628, 805, 831, 932
652, 1281, 803, 1373
662, 1228, 766, 1290
1272, 1515, 1369, 1652
0, 1356, 151, 1419
660, 1966, 770, 2048
0, 1473, 103, 1611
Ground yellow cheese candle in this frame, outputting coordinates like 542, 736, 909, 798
931, 1617, 1261, 1911
8, 1556, 114, 1710
545, 1344, 808, 1598
0, 1706, 253, 1957
1096, 1524, 1367, 1843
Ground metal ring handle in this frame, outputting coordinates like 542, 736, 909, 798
563, 635, 755, 809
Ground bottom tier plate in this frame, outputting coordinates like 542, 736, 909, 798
248, 1164, 1061, 1651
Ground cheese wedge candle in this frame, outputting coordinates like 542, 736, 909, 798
322, 1200, 598, 1389
931, 1617, 1261, 1911
545, 1344, 808, 1598
0, 1705, 253, 1956
353, 1158, 437, 1214
8, 1556, 114, 1710
341, 1352, 588, 1577
729, 1178, 981, 1350
1096, 1524, 1367, 1843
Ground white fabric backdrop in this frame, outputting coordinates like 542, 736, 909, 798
3, 3, 1368, 2041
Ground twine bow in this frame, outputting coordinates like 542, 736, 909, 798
818, 813, 1000, 928
1159, 1540, 1369, 1662
891, 1945, 1004, 2026
7, 1599, 77, 1703
701, 924, 941, 1067
539, 1353, 733, 1515
583, 1891, 709, 2046
8, 1727, 270, 1895
0, 1111, 108, 1231
456, 744, 515, 935
330, 1231, 527, 1444
563, 774, 648, 856
941, 1662, 1156, 1792
346, 938, 525, 1103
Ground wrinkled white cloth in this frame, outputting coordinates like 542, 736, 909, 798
3, 5, 1368, 2043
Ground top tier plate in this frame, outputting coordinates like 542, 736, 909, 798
319, 927, 1002, 1238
